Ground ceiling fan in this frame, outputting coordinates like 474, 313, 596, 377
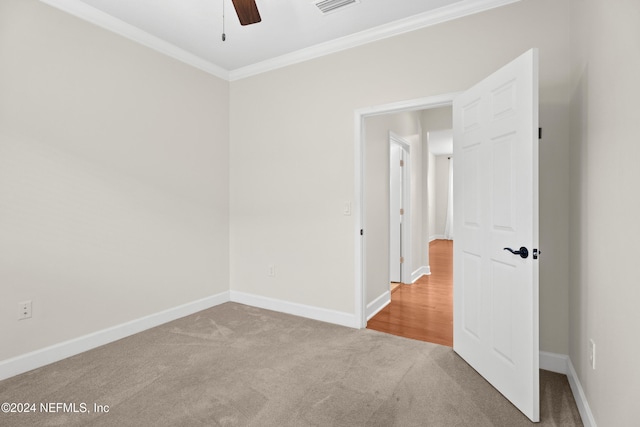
230, 0, 261, 26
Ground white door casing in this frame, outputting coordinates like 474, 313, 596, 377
356, 93, 457, 328
453, 49, 539, 421
389, 142, 402, 283
389, 133, 411, 284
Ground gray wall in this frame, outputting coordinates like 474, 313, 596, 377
568, 0, 640, 424
0, 0, 230, 360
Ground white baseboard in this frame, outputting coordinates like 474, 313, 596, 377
0, 292, 230, 381
366, 291, 391, 320
566, 358, 597, 427
539, 351, 596, 427
411, 266, 431, 283
230, 290, 359, 328
540, 351, 569, 374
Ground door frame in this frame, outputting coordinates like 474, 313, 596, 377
354, 92, 460, 328
389, 132, 411, 284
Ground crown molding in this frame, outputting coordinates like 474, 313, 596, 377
39, 0, 230, 80
40, 0, 520, 82
228, 0, 521, 81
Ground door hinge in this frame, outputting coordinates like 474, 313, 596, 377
400, 208, 404, 215
400, 159, 404, 167
360, 229, 363, 236
400, 257, 404, 264
538, 127, 542, 140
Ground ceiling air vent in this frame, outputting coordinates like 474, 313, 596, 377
314, 0, 359, 15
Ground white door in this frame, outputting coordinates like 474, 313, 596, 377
453, 49, 539, 422
389, 143, 403, 283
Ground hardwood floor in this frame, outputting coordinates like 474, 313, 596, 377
367, 239, 453, 347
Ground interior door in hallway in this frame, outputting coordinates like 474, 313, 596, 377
389, 137, 410, 284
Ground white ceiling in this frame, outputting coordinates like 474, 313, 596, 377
40, 0, 519, 80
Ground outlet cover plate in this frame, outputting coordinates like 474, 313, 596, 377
19, 300, 32, 320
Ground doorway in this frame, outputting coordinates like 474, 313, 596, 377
372, 116, 454, 346
355, 93, 457, 329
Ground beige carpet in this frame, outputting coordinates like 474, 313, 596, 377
0, 302, 582, 426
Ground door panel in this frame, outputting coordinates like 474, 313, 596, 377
453, 49, 539, 422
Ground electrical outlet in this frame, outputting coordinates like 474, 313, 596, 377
18, 300, 32, 320
268, 264, 276, 277
589, 339, 596, 370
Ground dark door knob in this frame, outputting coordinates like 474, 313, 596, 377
504, 247, 529, 259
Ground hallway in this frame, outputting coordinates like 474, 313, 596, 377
367, 239, 453, 347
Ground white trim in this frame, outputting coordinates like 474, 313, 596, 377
229, 0, 521, 80
38, 0, 229, 80
355, 93, 458, 332
429, 234, 447, 242
357, 93, 461, 118
539, 351, 569, 374
230, 291, 359, 329
38, 0, 520, 81
411, 266, 431, 283
567, 358, 598, 427
0, 292, 230, 381
537, 352, 597, 427
355, 109, 366, 328
389, 132, 411, 151
366, 291, 391, 321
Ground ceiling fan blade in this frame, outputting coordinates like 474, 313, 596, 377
231, 0, 261, 26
